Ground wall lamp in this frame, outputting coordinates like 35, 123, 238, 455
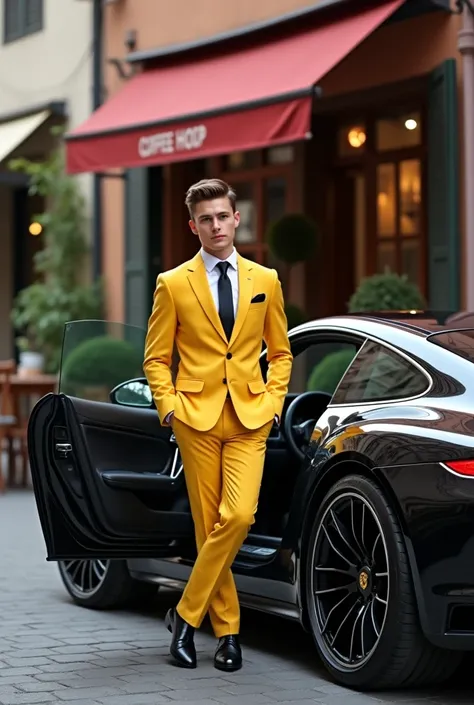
455, 0, 474, 14
107, 57, 135, 80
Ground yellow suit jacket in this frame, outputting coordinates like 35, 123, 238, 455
143, 251, 293, 432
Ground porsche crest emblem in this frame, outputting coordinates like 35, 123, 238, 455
359, 571, 368, 590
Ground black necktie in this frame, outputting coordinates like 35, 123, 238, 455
217, 261, 234, 341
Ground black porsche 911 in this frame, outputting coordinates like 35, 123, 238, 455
28, 312, 474, 691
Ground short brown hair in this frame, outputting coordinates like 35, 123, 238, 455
185, 178, 236, 218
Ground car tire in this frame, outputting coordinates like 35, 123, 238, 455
58, 559, 158, 610
305, 474, 462, 690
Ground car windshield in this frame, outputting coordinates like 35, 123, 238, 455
59, 320, 146, 401
427, 328, 474, 363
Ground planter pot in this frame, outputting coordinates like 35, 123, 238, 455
18, 351, 45, 377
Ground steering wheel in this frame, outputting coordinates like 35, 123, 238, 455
284, 390, 332, 461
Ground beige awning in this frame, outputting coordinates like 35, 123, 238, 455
0, 109, 50, 163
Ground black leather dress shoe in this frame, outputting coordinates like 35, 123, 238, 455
164, 607, 196, 668
214, 634, 242, 671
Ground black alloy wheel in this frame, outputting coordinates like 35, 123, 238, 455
305, 474, 462, 690
58, 559, 158, 609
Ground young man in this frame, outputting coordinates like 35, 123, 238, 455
143, 178, 292, 671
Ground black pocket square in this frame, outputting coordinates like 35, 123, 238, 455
251, 293, 266, 303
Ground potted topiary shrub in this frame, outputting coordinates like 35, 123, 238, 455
284, 302, 307, 330
307, 348, 357, 395
15, 334, 45, 376
266, 213, 319, 330
61, 335, 144, 402
348, 272, 426, 313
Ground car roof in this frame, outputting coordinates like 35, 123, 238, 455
294, 311, 474, 337
286, 311, 474, 395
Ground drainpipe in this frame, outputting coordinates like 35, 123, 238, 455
457, 0, 474, 309
92, 0, 103, 281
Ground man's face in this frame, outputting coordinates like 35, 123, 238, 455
189, 197, 240, 258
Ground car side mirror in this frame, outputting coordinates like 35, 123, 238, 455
109, 377, 154, 408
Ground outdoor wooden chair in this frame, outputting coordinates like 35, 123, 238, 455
0, 360, 17, 493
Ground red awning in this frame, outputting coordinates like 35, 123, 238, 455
66, 0, 403, 174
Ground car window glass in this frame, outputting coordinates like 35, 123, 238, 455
288, 339, 360, 396
59, 320, 146, 403
333, 340, 429, 404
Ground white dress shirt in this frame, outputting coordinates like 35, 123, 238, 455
200, 247, 239, 317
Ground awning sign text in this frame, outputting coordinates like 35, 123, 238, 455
138, 125, 207, 159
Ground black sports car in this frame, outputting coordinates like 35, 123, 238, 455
28, 313, 474, 691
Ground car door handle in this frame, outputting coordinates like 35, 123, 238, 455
55, 443, 72, 457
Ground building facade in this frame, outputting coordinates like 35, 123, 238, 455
0, 0, 92, 358
69, 0, 465, 329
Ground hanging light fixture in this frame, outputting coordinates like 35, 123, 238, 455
29, 222, 42, 236
347, 126, 366, 148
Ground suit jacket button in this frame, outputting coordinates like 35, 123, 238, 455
223, 378, 227, 384
226, 353, 232, 360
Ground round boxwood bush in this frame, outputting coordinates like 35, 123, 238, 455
61, 335, 144, 397
266, 213, 319, 265
348, 272, 426, 313
307, 348, 356, 395
285, 303, 307, 331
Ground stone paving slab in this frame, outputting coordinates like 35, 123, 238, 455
1, 490, 474, 704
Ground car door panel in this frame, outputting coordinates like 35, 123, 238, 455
79, 418, 171, 476
29, 392, 194, 561
71, 396, 165, 438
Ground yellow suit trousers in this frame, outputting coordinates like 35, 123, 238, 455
173, 400, 273, 637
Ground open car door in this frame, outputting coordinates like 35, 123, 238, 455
28, 320, 194, 561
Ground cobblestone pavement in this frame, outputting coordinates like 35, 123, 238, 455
1, 491, 474, 705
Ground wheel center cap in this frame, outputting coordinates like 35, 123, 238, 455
358, 567, 372, 596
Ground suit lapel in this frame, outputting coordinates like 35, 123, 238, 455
229, 256, 254, 346
187, 254, 227, 343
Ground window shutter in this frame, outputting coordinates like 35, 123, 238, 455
427, 59, 460, 310
25, 0, 42, 31
4, 0, 20, 41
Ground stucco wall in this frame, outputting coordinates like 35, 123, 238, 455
320, 10, 461, 95
0, 0, 93, 229
0, 1, 92, 127
104, 0, 328, 65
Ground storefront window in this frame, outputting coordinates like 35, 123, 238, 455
375, 157, 422, 285
265, 176, 287, 226
377, 164, 396, 237
377, 241, 397, 274
218, 147, 296, 264
376, 112, 421, 151
234, 182, 257, 244
399, 159, 421, 235
225, 150, 260, 171
265, 145, 294, 165
330, 103, 425, 308
401, 238, 420, 286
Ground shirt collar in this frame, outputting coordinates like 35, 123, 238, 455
200, 247, 237, 273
